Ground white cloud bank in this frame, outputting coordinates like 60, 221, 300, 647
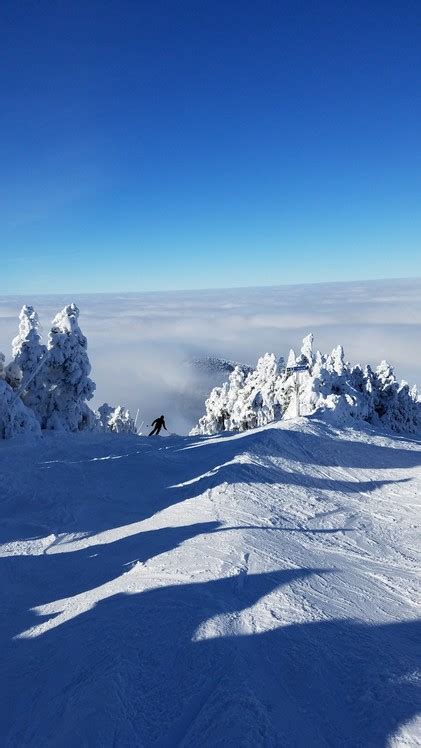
1, 278, 420, 434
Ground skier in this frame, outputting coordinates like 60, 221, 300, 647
148, 415, 167, 436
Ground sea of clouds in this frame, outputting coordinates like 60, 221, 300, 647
0, 278, 420, 434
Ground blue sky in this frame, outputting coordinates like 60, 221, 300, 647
1, 0, 420, 293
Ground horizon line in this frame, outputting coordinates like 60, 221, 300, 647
1, 275, 421, 299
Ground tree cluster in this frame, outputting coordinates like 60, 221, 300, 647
191, 333, 420, 436
0, 304, 136, 438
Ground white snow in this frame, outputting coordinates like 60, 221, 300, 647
0, 417, 420, 746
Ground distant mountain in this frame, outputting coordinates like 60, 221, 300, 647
188, 356, 253, 377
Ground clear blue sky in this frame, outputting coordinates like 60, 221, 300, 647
1, 0, 420, 293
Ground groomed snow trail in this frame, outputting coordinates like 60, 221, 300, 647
0, 418, 420, 747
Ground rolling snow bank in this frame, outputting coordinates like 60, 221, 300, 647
191, 333, 420, 436
0, 417, 420, 746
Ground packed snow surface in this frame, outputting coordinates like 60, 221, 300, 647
1, 418, 420, 746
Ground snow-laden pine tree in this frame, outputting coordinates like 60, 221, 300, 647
9, 305, 47, 420
0, 378, 41, 439
369, 362, 419, 433
302, 347, 420, 432
97, 403, 137, 434
43, 304, 96, 431
0, 341, 39, 437
190, 367, 244, 436
230, 353, 281, 430
275, 348, 298, 417
4, 361, 22, 390
298, 333, 314, 368
191, 356, 282, 435
1, 347, 22, 391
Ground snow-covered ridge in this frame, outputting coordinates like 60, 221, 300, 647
1, 417, 420, 745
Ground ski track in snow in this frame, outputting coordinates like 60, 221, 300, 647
0, 418, 420, 746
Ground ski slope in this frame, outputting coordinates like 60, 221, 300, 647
0, 418, 420, 746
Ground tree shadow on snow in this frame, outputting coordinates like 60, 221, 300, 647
1, 563, 419, 746
0, 521, 353, 646
1, 425, 417, 544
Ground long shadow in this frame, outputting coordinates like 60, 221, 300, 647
0, 521, 352, 645
1, 424, 417, 544
1, 566, 419, 746
1, 426, 418, 743
0, 521, 223, 641
169, 459, 410, 504
234, 422, 421, 470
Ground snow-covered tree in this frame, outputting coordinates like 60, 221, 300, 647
286, 348, 296, 369
276, 355, 285, 374
192, 333, 421, 436
97, 403, 136, 434
232, 353, 281, 430
9, 305, 47, 419
298, 333, 314, 367
0, 303, 147, 439
4, 361, 22, 390
43, 304, 96, 431
0, 378, 40, 439
0, 349, 22, 390
190, 368, 239, 436
192, 355, 283, 435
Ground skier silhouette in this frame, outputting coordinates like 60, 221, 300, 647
149, 415, 167, 436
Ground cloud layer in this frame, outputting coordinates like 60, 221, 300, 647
1, 279, 420, 434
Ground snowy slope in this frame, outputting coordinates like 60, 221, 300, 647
0, 418, 420, 747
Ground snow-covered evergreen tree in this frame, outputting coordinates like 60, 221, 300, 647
286, 348, 296, 369
191, 355, 283, 434
276, 355, 285, 374
97, 403, 137, 434
0, 349, 22, 390
43, 304, 96, 431
4, 361, 22, 390
190, 368, 239, 436
0, 303, 147, 439
192, 333, 421, 436
232, 353, 281, 430
298, 333, 314, 367
0, 379, 41, 439
9, 305, 47, 419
